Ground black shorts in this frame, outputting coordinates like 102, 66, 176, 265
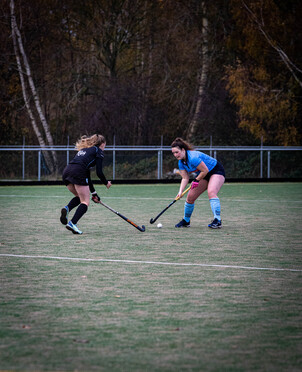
62, 164, 89, 186
204, 161, 225, 182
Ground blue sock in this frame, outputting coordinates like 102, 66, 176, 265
184, 202, 194, 222
210, 198, 221, 221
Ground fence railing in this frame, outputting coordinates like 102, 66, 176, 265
0, 145, 301, 181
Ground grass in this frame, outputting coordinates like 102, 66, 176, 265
0, 183, 301, 371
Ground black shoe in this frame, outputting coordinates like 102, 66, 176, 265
60, 207, 69, 225
175, 219, 190, 228
208, 218, 222, 229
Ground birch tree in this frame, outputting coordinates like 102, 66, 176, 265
10, 0, 57, 173
187, 1, 209, 142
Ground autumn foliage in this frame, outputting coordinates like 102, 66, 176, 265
1, 0, 301, 149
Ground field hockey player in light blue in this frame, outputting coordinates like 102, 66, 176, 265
171, 137, 225, 229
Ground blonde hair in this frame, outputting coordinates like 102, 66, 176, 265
171, 137, 194, 151
75, 134, 106, 151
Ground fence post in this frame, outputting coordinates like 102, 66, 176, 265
210, 136, 212, 157
22, 136, 25, 180
67, 135, 69, 165
260, 137, 263, 178
157, 150, 161, 179
38, 150, 41, 181
267, 151, 271, 178
160, 135, 163, 179
113, 135, 116, 180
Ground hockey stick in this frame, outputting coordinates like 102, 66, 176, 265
149, 185, 192, 224
98, 200, 145, 232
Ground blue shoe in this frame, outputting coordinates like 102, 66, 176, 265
208, 218, 222, 229
60, 206, 69, 225
66, 221, 83, 235
175, 219, 190, 228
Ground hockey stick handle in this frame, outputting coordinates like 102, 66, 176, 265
98, 200, 145, 232
149, 184, 192, 224
176, 184, 192, 200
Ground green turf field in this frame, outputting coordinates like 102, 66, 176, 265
0, 183, 301, 371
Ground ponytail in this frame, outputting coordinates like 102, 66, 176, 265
75, 134, 106, 150
171, 137, 194, 151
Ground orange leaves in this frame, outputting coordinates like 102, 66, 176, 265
225, 62, 299, 145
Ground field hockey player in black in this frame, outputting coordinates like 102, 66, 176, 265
60, 134, 112, 234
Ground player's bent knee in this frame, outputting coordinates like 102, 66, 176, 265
187, 196, 197, 204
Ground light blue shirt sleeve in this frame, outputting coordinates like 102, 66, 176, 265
178, 151, 217, 173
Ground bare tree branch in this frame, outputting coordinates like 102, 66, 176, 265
242, 0, 302, 88
10, 0, 57, 172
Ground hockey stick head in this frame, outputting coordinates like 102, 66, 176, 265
149, 186, 192, 225
98, 199, 145, 232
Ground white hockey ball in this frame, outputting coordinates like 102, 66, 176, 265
157, 223, 163, 228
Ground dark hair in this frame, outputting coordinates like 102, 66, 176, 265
171, 137, 194, 150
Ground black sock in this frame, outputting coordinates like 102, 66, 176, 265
67, 196, 80, 211
71, 203, 88, 224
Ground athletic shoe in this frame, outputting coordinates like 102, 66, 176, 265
66, 221, 83, 235
208, 218, 222, 229
175, 219, 190, 228
60, 206, 69, 225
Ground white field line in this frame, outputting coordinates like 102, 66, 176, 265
0, 194, 301, 203
0, 253, 301, 272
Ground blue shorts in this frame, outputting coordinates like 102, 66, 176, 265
204, 161, 225, 182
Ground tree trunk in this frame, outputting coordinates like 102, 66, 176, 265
187, 2, 209, 143
10, 0, 57, 173
135, 1, 153, 145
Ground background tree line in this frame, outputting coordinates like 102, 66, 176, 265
1, 0, 301, 172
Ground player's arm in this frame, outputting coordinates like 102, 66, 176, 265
177, 170, 189, 198
195, 161, 209, 180
191, 161, 209, 189
86, 171, 101, 203
95, 157, 111, 189
91, 157, 111, 203
86, 170, 94, 193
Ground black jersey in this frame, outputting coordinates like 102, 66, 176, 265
71, 146, 103, 169
69, 146, 108, 186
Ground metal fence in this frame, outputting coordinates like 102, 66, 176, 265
0, 145, 301, 181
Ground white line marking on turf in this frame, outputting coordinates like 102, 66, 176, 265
0, 254, 301, 272
0, 195, 301, 203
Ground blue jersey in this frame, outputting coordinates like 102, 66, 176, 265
178, 150, 217, 175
